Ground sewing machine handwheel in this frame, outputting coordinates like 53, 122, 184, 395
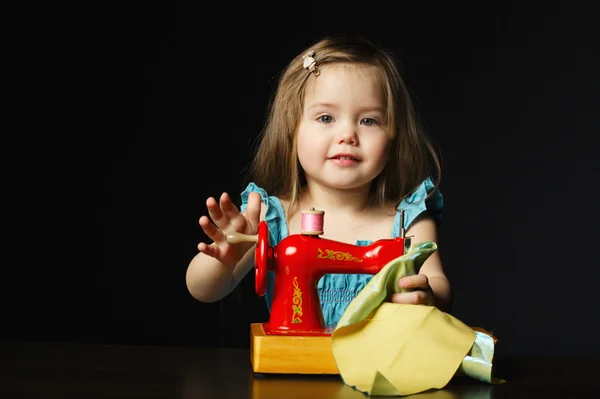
255, 221, 268, 297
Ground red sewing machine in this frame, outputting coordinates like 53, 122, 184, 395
227, 209, 409, 374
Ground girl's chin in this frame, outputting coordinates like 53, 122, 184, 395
313, 179, 373, 192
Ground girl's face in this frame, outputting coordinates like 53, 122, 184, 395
297, 63, 390, 192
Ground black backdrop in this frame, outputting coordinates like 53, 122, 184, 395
9, 2, 600, 358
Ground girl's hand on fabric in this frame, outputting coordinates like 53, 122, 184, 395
390, 274, 434, 306
197, 191, 261, 267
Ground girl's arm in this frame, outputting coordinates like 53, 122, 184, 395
186, 244, 255, 302
185, 191, 264, 302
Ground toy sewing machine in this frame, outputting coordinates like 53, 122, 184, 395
227, 208, 410, 375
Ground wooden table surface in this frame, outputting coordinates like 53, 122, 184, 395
1, 341, 597, 398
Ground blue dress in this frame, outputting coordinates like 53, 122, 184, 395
240, 177, 443, 328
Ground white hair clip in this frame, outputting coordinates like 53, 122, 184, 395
302, 50, 320, 76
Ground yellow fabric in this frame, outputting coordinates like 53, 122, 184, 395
330, 242, 482, 396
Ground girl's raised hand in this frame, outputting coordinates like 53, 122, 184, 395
390, 274, 435, 306
197, 191, 261, 267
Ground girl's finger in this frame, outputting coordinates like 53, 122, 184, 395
244, 192, 262, 230
207, 196, 230, 231
219, 192, 237, 214
398, 274, 428, 289
198, 242, 221, 259
390, 290, 426, 305
199, 215, 226, 244
219, 193, 245, 231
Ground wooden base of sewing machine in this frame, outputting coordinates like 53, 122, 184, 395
250, 323, 340, 374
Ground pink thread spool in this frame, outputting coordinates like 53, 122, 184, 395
301, 208, 324, 235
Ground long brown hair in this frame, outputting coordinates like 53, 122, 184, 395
247, 36, 442, 213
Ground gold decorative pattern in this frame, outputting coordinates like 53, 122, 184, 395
317, 248, 363, 262
291, 277, 303, 324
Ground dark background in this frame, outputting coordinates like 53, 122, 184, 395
8, 2, 600, 357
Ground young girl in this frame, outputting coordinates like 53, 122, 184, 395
186, 36, 451, 328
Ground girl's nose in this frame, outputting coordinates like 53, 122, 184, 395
336, 123, 359, 145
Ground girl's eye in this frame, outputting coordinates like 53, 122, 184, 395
361, 118, 379, 126
317, 115, 333, 124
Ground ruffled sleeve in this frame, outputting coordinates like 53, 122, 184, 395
393, 176, 443, 237
240, 182, 288, 246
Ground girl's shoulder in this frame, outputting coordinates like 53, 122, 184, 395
240, 182, 287, 215
395, 176, 444, 233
